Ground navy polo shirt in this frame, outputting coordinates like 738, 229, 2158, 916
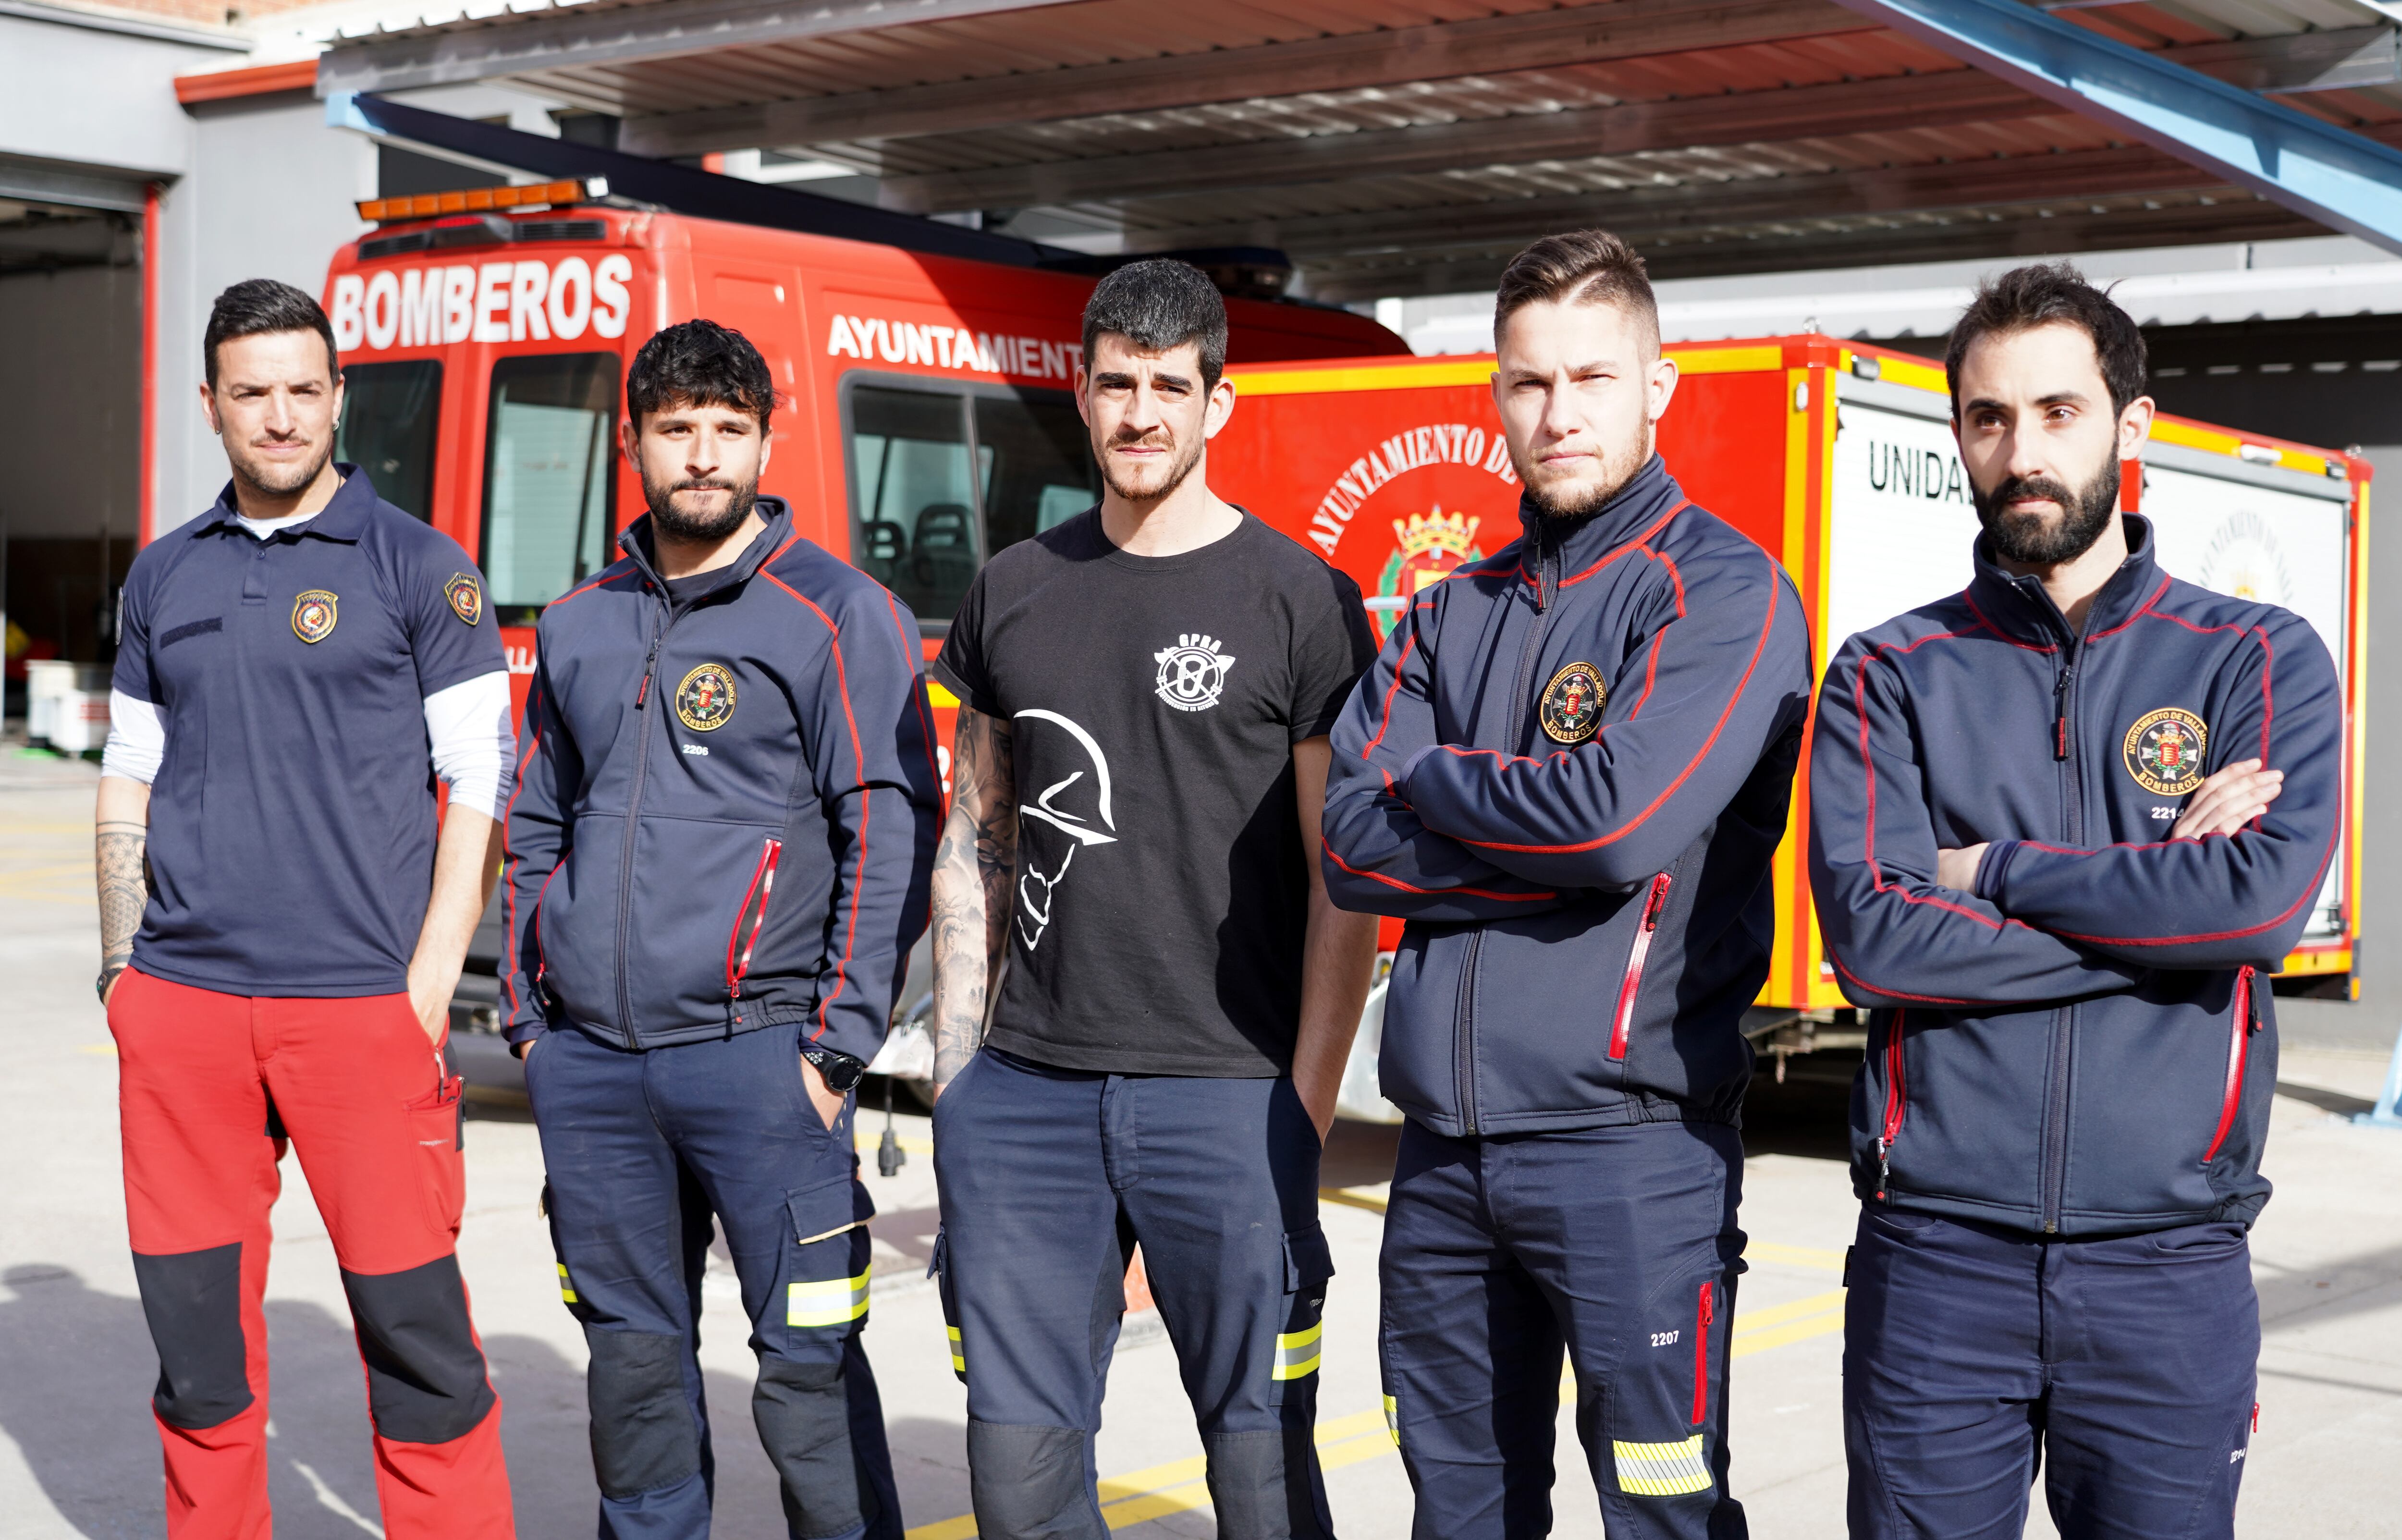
113, 466, 503, 997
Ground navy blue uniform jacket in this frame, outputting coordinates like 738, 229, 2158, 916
1810, 516, 2341, 1236
1323, 458, 1814, 1136
500, 501, 943, 1063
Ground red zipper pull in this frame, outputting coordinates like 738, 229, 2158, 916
1699, 1282, 1715, 1325
1642, 871, 1671, 928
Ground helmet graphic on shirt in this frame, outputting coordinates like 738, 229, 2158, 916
1009, 708, 1118, 953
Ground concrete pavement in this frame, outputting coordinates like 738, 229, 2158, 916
3, 758, 2398, 1538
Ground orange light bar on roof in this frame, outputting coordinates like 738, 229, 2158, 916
354, 177, 607, 224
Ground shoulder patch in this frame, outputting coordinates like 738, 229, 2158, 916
2123, 707, 2207, 795
444, 573, 484, 627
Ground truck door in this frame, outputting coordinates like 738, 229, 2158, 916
478, 351, 622, 694
841, 375, 1097, 636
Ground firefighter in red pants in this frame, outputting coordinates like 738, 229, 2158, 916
94, 279, 518, 1540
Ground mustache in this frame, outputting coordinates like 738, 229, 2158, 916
668, 478, 742, 493
1987, 474, 2080, 510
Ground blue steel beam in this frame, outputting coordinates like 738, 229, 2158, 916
1834, 0, 2402, 255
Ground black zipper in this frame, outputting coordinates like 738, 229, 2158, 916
617, 592, 666, 1047
2039, 620, 2093, 1234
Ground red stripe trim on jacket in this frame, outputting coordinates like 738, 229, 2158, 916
1321, 838, 1558, 903
1361, 628, 1420, 759
2084, 575, 2171, 641
760, 568, 870, 1043
1958, 588, 2058, 653
496, 679, 546, 1018
1453, 549, 1780, 856
1828, 950, 1979, 1007
1556, 501, 1691, 589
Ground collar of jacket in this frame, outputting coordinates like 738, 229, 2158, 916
1967, 512, 2161, 648
194, 462, 376, 543
618, 497, 794, 590
1513, 454, 1684, 611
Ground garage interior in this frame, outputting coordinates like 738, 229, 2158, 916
0, 190, 141, 711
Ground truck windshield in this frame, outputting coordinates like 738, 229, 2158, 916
336, 360, 441, 521
481, 354, 618, 621
846, 381, 1097, 627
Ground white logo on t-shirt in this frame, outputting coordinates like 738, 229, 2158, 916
1153, 633, 1236, 712
1010, 708, 1118, 952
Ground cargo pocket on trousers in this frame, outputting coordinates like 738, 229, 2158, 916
405, 1074, 466, 1238
784, 1174, 874, 1338
1269, 1222, 1335, 1407
931, 1227, 966, 1383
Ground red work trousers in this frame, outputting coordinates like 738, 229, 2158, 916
109, 968, 515, 1540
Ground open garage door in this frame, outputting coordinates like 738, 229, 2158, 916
0, 169, 147, 721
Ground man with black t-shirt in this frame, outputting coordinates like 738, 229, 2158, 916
927, 259, 1381, 1540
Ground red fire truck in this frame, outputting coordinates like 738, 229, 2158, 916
314, 178, 1403, 1097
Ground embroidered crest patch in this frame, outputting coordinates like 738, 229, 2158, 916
291, 590, 338, 644
1539, 660, 1607, 745
444, 573, 484, 626
675, 663, 737, 732
2123, 707, 2208, 795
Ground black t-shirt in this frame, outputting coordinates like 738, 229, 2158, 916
932, 507, 1377, 1076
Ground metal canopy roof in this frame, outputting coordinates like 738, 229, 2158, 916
317, 0, 2402, 300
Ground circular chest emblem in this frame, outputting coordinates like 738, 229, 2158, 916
675, 663, 738, 732
444, 573, 484, 626
1152, 632, 1237, 713
1539, 660, 1607, 745
2123, 708, 2208, 795
291, 590, 339, 644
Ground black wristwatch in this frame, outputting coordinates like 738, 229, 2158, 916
802, 1047, 867, 1095
97, 956, 130, 1005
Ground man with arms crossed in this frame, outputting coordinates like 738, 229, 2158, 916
928, 258, 1381, 1540
502, 319, 940, 1540
1811, 264, 2341, 1538
99, 279, 517, 1539
1322, 232, 1813, 1539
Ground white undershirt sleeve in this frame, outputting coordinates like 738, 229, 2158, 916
101, 691, 164, 785
424, 670, 517, 823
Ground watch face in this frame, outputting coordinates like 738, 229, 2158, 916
806, 1051, 865, 1093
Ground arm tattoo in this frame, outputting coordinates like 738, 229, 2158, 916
96, 820, 148, 970
930, 709, 1015, 1088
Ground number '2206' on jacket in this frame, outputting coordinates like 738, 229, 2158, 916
499, 500, 942, 1066
1809, 516, 2341, 1237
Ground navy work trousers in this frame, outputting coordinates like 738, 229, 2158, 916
1381, 1119, 1747, 1540
931, 1048, 1335, 1540
527, 1021, 900, 1540
1843, 1207, 2258, 1540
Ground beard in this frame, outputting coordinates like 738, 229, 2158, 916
228, 435, 333, 498
1972, 458, 2120, 565
1514, 429, 1651, 521
1095, 427, 1204, 505
645, 470, 759, 543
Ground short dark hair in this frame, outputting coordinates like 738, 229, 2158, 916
1946, 262, 2148, 420
205, 279, 338, 388
627, 319, 775, 430
1081, 259, 1228, 391
1493, 230, 1659, 349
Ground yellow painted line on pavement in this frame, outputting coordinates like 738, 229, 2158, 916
79, 1043, 118, 1055
1319, 1185, 1390, 1215
857, 1130, 934, 1156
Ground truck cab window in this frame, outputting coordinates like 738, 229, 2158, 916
850, 386, 984, 623
481, 354, 618, 622
336, 360, 441, 522
975, 393, 1100, 552
846, 381, 1098, 628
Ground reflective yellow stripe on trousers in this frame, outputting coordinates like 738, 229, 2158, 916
788, 1266, 872, 1328
1272, 1320, 1322, 1381
947, 1325, 966, 1374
